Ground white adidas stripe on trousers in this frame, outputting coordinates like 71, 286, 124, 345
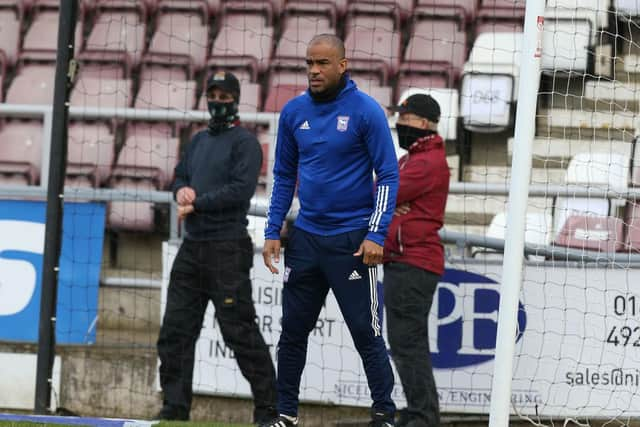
368, 266, 382, 337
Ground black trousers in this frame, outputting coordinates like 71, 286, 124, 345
157, 237, 277, 418
383, 262, 440, 427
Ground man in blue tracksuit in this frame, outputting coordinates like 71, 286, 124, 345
262, 34, 399, 427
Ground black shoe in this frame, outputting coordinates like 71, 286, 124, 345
254, 405, 278, 426
261, 415, 299, 426
154, 405, 189, 421
369, 411, 395, 427
396, 408, 409, 427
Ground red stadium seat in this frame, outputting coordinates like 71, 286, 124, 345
144, 12, 209, 78
0, 121, 43, 185
84, 2, 148, 69
67, 122, 115, 187
210, 24, 274, 75
0, 9, 21, 64
625, 202, 640, 251
268, 65, 308, 88
344, 27, 401, 85
345, 3, 400, 33
475, 21, 524, 35
401, 19, 467, 86
396, 73, 449, 95
221, 0, 273, 28
554, 215, 624, 253
281, 2, 336, 31
415, 0, 478, 24
70, 75, 134, 108
263, 84, 307, 112
21, 4, 83, 62
275, 27, 336, 62
134, 78, 198, 112
107, 178, 157, 231
0, 50, 6, 101
155, 0, 210, 23
348, 0, 413, 22
6, 63, 56, 105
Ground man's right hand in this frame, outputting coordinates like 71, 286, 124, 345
176, 187, 196, 206
262, 239, 281, 274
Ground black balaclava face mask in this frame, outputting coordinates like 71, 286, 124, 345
395, 123, 436, 150
207, 99, 239, 134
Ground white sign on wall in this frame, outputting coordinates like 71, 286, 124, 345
161, 241, 640, 417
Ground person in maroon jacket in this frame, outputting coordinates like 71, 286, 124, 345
383, 94, 450, 427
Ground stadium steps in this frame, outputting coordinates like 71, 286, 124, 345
535, 109, 636, 142
507, 137, 632, 168
464, 165, 566, 185
445, 195, 552, 226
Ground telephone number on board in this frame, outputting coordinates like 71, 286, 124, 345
606, 325, 640, 347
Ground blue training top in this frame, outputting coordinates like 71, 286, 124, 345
265, 78, 399, 246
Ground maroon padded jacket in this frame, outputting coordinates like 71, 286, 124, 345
383, 132, 450, 275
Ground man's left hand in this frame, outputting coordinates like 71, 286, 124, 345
354, 239, 384, 266
178, 204, 194, 219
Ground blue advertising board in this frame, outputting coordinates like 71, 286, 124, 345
0, 200, 105, 344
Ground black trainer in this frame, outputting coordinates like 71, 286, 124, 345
254, 405, 279, 426
262, 415, 299, 426
369, 411, 395, 427
154, 405, 189, 421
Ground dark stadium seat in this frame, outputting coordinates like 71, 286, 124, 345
107, 133, 179, 231
401, 19, 467, 86
415, 0, 478, 24
344, 27, 401, 85
66, 122, 115, 188
210, 24, 274, 76
5, 63, 56, 105
197, 81, 261, 113
554, 215, 624, 253
70, 75, 134, 108
144, 12, 209, 78
0, 121, 43, 185
83, 1, 147, 69
263, 84, 306, 112
0, 9, 21, 64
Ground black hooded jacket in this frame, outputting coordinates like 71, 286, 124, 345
173, 125, 263, 241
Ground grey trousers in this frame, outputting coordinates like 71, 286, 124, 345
384, 262, 440, 427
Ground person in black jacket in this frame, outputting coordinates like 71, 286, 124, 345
156, 71, 277, 426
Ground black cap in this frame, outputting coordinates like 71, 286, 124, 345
206, 71, 240, 100
388, 94, 441, 123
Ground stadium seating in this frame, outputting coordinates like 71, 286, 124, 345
0, 50, 5, 101
83, 1, 147, 69
263, 84, 306, 112
554, 215, 624, 252
344, 27, 401, 85
70, 75, 134, 108
0, 121, 43, 185
541, 18, 591, 74
624, 201, 640, 251
460, 32, 521, 131
345, 3, 400, 33
473, 211, 552, 260
553, 152, 630, 238
134, 78, 198, 112
143, 12, 209, 79
66, 122, 115, 188
21, 4, 83, 62
5, 64, 56, 105
477, 0, 525, 21
401, 19, 467, 87
108, 133, 179, 231
0, 9, 20, 64
414, 0, 478, 24
210, 22, 274, 76
281, 2, 336, 31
